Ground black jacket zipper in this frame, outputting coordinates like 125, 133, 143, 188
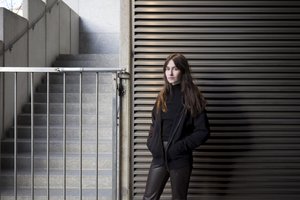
164, 108, 186, 171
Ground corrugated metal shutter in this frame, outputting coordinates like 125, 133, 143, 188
132, 1, 300, 199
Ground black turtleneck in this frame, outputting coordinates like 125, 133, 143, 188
161, 84, 183, 141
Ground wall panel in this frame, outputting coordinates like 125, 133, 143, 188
132, 1, 300, 199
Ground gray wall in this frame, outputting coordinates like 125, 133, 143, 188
0, 41, 3, 139
25, 0, 46, 67
63, 0, 120, 54
0, 0, 79, 139
24, 0, 79, 67
0, 8, 28, 139
59, 1, 79, 55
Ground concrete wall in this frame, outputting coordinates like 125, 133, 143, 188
63, 0, 119, 54
24, 0, 46, 89
0, 41, 3, 139
59, 1, 79, 55
119, 0, 131, 198
45, 0, 79, 65
0, 8, 28, 139
60, 2, 71, 54
0, 0, 79, 138
119, 0, 132, 200
70, 10, 79, 54
45, 2, 60, 66
24, 0, 46, 67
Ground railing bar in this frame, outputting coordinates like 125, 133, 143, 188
63, 72, 67, 199
55, 68, 124, 72
0, 67, 124, 73
117, 73, 121, 200
79, 72, 83, 200
0, 74, 2, 200
96, 72, 99, 199
112, 73, 118, 200
14, 72, 17, 200
30, 73, 35, 200
46, 72, 50, 200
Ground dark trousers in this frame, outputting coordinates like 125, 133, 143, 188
144, 140, 192, 200
143, 162, 192, 200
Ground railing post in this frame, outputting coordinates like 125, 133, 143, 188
30, 72, 35, 200
0, 72, 3, 200
96, 72, 99, 199
112, 72, 118, 200
46, 72, 50, 200
13, 72, 17, 200
63, 72, 66, 199
79, 72, 83, 200
114, 70, 130, 200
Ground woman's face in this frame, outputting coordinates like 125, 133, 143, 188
165, 59, 182, 85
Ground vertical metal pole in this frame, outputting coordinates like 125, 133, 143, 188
96, 72, 99, 199
79, 72, 82, 200
63, 73, 66, 199
0, 72, 4, 199
14, 72, 17, 200
117, 74, 121, 200
0, 73, 2, 200
30, 73, 35, 200
112, 72, 118, 200
46, 72, 50, 200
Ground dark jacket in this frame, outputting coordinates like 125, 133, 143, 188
147, 103, 210, 169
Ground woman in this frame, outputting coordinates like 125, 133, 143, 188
143, 53, 210, 200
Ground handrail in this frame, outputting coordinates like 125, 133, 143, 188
0, 67, 125, 73
0, 0, 61, 55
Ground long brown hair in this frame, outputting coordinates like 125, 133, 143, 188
156, 53, 206, 117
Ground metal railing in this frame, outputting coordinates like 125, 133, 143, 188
0, 67, 126, 200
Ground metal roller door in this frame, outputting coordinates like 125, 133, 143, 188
132, 1, 300, 199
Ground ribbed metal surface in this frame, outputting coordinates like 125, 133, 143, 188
132, 1, 300, 199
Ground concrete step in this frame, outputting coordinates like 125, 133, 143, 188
0, 188, 112, 200
32, 93, 113, 104
54, 54, 119, 68
22, 102, 113, 114
1, 139, 114, 154
1, 153, 113, 171
0, 169, 113, 189
43, 73, 114, 84
57, 54, 118, 61
16, 114, 112, 126
6, 126, 113, 141
36, 83, 113, 93
53, 61, 119, 68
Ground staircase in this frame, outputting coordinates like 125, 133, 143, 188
0, 54, 118, 200
53, 54, 119, 68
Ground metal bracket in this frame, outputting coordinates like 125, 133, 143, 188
117, 70, 130, 97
